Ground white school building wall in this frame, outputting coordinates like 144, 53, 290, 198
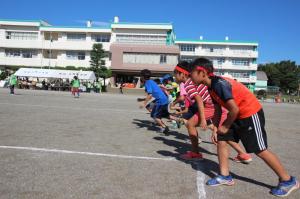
0, 17, 259, 84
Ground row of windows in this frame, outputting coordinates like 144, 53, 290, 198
180, 45, 257, 53
4, 49, 86, 60
66, 51, 86, 60
214, 72, 251, 78
116, 34, 166, 44
62, 33, 111, 42
4, 31, 111, 42
180, 44, 196, 52
5, 49, 38, 58
6, 31, 38, 40
123, 53, 178, 65
91, 34, 110, 42
66, 33, 86, 41
180, 56, 254, 66
232, 59, 250, 66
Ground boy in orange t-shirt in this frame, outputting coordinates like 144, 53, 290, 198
189, 58, 299, 197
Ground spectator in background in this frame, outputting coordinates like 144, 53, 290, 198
9, 73, 17, 94
71, 76, 80, 98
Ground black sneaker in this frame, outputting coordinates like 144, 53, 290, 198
176, 120, 181, 129
163, 126, 170, 135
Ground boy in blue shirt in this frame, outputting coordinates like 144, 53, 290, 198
140, 69, 170, 134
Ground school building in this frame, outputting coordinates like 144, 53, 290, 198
0, 16, 261, 88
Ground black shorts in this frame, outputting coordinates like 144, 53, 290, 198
151, 104, 169, 119
217, 109, 268, 153
182, 103, 212, 125
182, 103, 198, 120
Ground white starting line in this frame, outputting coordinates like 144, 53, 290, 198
0, 145, 207, 198
0, 145, 175, 161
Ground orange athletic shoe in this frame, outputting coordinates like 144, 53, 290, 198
180, 151, 203, 160
233, 153, 252, 164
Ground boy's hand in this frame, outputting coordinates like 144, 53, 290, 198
139, 103, 145, 109
217, 125, 229, 135
211, 131, 218, 145
199, 119, 207, 130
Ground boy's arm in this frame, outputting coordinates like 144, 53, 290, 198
194, 95, 207, 129
172, 95, 185, 106
218, 99, 239, 134
139, 93, 152, 108
212, 102, 222, 127
176, 107, 188, 115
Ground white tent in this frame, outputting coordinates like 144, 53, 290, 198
14, 68, 96, 80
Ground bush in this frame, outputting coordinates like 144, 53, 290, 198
256, 90, 267, 99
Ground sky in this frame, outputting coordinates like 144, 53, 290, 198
1, 0, 300, 64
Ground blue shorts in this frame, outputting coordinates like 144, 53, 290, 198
151, 104, 169, 119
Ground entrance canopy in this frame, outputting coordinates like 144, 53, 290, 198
14, 68, 96, 80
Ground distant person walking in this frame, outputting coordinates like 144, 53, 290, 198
71, 76, 80, 98
9, 73, 17, 95
94, 80, 102, 93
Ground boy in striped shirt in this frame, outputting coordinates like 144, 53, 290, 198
174, 61, 252, 162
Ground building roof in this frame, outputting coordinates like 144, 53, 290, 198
0, 19, 50, 27
256, 71, 268, 81
175, 39, 258, 46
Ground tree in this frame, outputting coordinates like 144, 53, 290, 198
258, 60, 300, 93
90, 43, 111, 91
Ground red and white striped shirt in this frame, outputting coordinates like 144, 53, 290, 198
184, 78, 215, 119
184, 78, 211, 103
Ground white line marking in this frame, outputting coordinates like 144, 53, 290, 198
0, 146, 175, 161
0, 102, 145, 114
196, 162, 206, 199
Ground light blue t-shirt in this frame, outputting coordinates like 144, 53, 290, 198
145, 79, 168, 105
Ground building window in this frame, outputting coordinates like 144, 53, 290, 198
5, 49, 37, 58
180, 56, 194, 62
6, 31, 38, 40
217, 58, 225, 65
160, 54, 167, 64
66, 51, 85, 60
123, 53, 177, 65
228, 72, 250, 78
67, 33, 86, 41
180, 44, 196, 52
203, 45, 225, 53
230, 46, 253, 55
116, 34, 166, 45
92, 34, 110, 42
232, 59, 250, 66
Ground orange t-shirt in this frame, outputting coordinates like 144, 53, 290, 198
209, 76, 262, 119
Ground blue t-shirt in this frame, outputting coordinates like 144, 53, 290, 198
145, 79, 168, 105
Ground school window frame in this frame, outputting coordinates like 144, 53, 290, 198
180, 44, 196, 52
232, 59, 250, 66
5, 31, 38, 40
160, 54, 167, 64
66, 51, 85, 60
77, 51, 85, 60
91, 34, 111, 42
67, 33, 86, 41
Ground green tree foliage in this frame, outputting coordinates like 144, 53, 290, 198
258, 60, 300, 93
90, 43, 111, 91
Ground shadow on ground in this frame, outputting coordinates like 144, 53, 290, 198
133, 118, 275, 190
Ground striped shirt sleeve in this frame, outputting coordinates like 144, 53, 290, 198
184, 79, 199, 99
197, 84, 211, 102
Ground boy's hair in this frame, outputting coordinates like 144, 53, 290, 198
140, 69, 151, 80
174, 61, 190, 75
154, 78, 161, 84
74, 76, 78, 80
190, 58, 214, 76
